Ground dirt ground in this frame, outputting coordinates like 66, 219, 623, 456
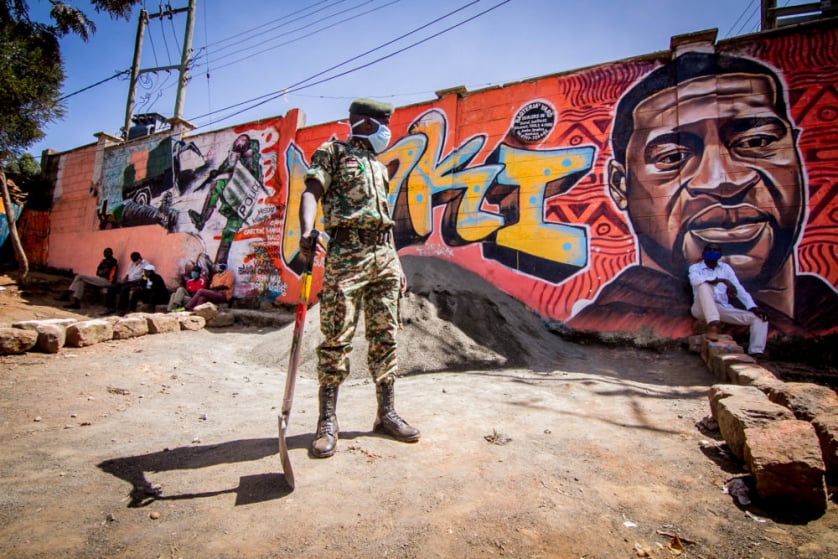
1, 258, 836, 559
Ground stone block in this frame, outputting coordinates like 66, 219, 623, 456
0, 327, 38, 355
716, 393, 795, 460
112, 316, 149, 340
176, 314, 206, 331
744, 419, 828, 518
727, 362, 782, 392
13, 318, 78, 329
708, 384, 764, 420
191, 302, 218, 322
145, 314, 180, 334
701, 336, 743, 365
13, 320, 72, 353
811, 412, 838, 474
767, 382, 838, 421
707, 352, 755, 382
65, 319, 114, 347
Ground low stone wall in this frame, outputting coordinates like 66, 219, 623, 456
694, 335, 837, 519
1, 307, 223, 355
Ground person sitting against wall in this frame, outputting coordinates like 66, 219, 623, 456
104, 251, 149, 315
167, 264, 208, 312
127, 264, 170, 314
55, 247, 118, 310
184, 262, 234, 310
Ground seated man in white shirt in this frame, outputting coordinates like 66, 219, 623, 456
688, 243, 770, 357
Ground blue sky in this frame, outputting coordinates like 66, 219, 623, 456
28, 0, 770, 156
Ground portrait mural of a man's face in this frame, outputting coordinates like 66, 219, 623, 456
568, 49, 837, 339
608, 53, 805, 288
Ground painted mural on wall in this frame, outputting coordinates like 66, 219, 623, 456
81, 22, 836, 341
566, 47, 838, 338
278, 24, 837, 343
96, 114, 298, 302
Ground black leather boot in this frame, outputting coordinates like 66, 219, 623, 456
310, 384, 339, 458
374, 381, 420, 442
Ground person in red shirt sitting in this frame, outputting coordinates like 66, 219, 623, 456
167, 264, 208, 312
185, 262, 234, 310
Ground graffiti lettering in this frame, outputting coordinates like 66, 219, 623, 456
284, 108, 595, 283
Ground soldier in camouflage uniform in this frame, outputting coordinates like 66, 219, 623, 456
298, 98, 420, 459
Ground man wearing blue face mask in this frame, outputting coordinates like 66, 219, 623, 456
298, 97, 417, 459
689, 242, 770, 357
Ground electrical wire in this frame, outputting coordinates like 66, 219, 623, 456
202, 0, 382, 70
55, 0, 392, 113
201, 0, 213, 128
734, 0, 761, 36
203, 0, 346, 51
187, 0, 483, 123
724, 0, 754, 38
58, 70, 131, 102
158, 11, 173, 65
190, 0, 511, 128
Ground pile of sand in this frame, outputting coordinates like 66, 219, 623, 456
250, 256, 583, 379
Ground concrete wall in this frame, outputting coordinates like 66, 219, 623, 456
43, 20, 838, 346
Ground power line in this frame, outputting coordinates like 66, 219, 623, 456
191, 0, 512, 128
734, 0, 761, 36
59, 1, 369, 111
196, 0, 386, 72
201, 0, 213, 128
724, 0, 754, 38
203, 0, 346, 51
58, 70, 130, 101
186, 0, 483, 122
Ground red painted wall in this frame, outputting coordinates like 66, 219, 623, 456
43, 21, 838, 344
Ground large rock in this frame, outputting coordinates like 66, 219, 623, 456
112, 316, 149, 340
708, 384, 764, 420
191, 302, 218, 322
811, 412, 838, 474
727, 362, 782, 392
13, 319, 77, 353
715, 392, 795, 460
65, 319, 114, 347
13, 318, 78, 329
706, 352, 755, 382
767, 382, 838, 421
744, 419, 828, 518
145, 313, 180, 334
701, 337, 743, 365
175, 314, 206, 331
0, 328, 38, 355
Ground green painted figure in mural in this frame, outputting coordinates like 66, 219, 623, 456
189, 133, 263, 265
299, 98, 418, 460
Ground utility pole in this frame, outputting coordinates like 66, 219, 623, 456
122, 0, 197, 140
761, 0, 838, 31
174, 0, 197, 121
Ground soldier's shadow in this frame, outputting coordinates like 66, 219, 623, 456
97, 435, 308, 507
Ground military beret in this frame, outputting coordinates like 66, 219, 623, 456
349, 98, 394, 119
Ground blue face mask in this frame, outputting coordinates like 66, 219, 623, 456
190, 271, 199, 279
703, 250, 722, 262
352, 118, 391, 154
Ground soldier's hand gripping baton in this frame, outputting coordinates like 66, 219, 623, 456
278, 230, 320, 489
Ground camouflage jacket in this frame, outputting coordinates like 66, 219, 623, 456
305, 139, 395, 231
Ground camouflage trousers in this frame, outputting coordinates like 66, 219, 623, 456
317, 237, 401, 386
